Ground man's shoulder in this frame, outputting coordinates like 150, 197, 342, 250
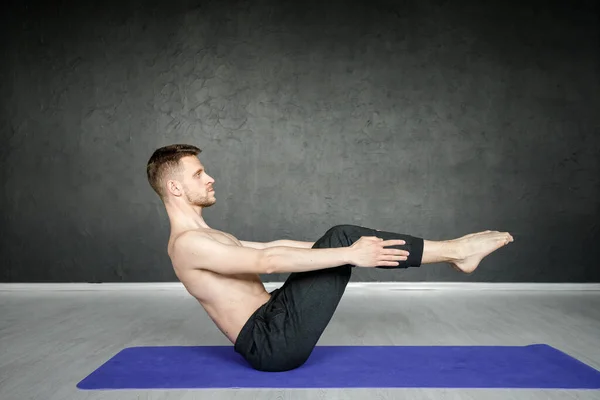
169, 229, 215, 248
169, 229, 213, 257
172, 228, 211, 242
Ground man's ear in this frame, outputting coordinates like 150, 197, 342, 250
167, 180, 182, 197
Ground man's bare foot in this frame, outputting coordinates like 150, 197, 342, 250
449, 230, 514, 274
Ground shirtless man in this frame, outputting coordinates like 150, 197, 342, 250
146, 144, 514, 372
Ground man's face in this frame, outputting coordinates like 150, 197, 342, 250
179, 156, 216, 208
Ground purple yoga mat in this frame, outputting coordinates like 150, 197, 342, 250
77, 344, 600, 389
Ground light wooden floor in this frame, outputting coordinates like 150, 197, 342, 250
1, 287, 600, 399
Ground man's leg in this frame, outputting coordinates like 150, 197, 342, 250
255, 225, 513, 371
267, 224, 424, 371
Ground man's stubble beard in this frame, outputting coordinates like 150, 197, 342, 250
185, 188, 215, 208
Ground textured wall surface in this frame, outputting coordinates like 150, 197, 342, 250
1, 0, 598, 282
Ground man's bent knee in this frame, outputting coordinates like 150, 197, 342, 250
326, 224, 359, 236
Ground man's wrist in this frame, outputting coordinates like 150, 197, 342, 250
341, 247, 355, 265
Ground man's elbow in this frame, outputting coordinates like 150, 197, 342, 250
259, 248, 277, 275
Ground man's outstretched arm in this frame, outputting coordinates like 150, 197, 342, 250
267, 240, 315, 249
240, 240, 315, 249
267, 229, 380, 249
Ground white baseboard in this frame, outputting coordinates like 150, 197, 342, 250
0, 282, 599, 291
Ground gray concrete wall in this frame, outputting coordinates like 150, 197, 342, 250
1, 0, 598, 283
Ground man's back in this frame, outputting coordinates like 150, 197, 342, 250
167, 229, 272, 343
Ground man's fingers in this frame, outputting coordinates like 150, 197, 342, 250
383, 249, 410, 256
379, 261, 401, 267
382, 239, 406, 245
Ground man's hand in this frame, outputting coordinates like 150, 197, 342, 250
349, 236, 409, 267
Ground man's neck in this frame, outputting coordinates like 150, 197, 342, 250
165, 202, 211, 232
